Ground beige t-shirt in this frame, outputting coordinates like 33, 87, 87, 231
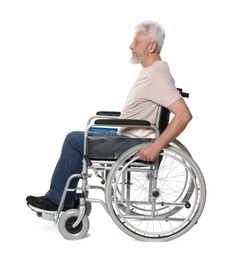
118, 60, 181, 138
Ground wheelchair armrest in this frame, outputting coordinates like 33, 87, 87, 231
95, 118, 151, 126
96, 111, 121, 117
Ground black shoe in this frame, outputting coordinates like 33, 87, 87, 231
26, 195, 43, 203
26, 195, 70, 214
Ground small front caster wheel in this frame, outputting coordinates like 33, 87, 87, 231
58, 209, 90, 240
85, 202, 92, 216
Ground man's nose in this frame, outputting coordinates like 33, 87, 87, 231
129, 42, 134, 50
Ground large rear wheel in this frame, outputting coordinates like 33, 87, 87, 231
105, 144, 206, 241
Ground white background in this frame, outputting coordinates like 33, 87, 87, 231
0, 0, 245, 259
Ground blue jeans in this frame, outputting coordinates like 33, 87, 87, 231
45, 129, 148, 207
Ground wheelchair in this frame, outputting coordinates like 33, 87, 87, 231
43, 89, 206, 242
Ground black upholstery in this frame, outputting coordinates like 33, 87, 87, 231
87, 136, 152, 160
157, 106, 170, 134
95, 118, 151, 126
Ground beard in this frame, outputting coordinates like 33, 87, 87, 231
130, 55, 144, 64
130, 51, 147, 64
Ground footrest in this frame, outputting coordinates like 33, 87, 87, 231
36, 211, 56, 221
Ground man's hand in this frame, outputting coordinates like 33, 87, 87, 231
136, 142, 162, 162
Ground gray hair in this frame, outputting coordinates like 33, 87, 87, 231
135, 20, 165, 54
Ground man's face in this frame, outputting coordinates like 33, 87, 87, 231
129, 30, 150, 64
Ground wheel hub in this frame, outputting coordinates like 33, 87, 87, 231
152, 188, 160, 198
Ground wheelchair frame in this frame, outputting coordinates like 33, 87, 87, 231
42, 89, 206, 241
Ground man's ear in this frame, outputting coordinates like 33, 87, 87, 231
148, 41, 158, 53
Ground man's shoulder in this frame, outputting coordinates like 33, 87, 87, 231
149, 61, 172, 78
152, 60, 169, 70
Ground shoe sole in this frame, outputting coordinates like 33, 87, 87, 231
27, 201, 72, 215
27, 203, 57, 214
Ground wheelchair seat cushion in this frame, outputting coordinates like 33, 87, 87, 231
87, 136, 153, 160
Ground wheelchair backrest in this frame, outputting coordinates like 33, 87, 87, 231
156, 106, 170, 134
156, 88, 189, 134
